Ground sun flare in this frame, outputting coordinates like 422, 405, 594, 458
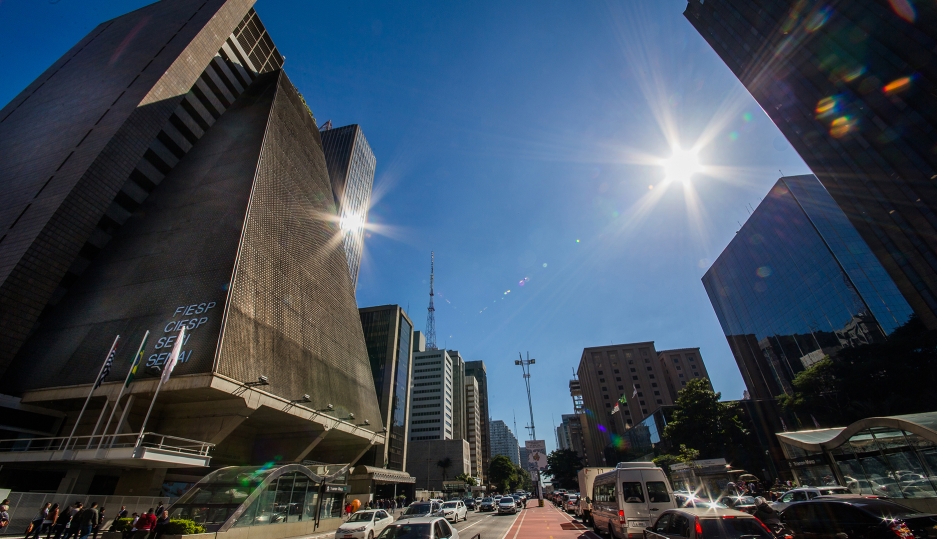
662, 146, 702, 184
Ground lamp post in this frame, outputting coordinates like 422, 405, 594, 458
515, 352, 543, 503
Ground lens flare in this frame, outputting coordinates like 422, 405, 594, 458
805, 6, 832, 32
888, 0, 916, 22
815, 96, 838, 119
830, 115, 857, 138
756, 266, 772, 278
661, 147, 702, 184
883, 75, 914, 95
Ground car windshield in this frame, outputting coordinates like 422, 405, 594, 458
403, 503, 432, 515
347, 512, 375, 522
442, 502, 458, 508
732, 496, 757, 505
701, 518, 772, 539
376, 523, 432, 539
482, 498, 493, 502
500, 499, 514, 504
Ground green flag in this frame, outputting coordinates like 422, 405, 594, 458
619, 394, 627, 405
125, 332, 148, 388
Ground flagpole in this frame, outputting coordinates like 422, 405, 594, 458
136, 327, 185, 449
98, 331, 149, 449
64, 335, 119, 453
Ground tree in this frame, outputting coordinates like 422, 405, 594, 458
544, 449, 584, 490
653, 445, 700, 480
437, 457, 453, 482
454, 473, 477, 486
513, 463, 532, 492
662, 379, 749, 463
489, 455, 517, 493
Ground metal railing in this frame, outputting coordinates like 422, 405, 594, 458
0, 432, 213, 458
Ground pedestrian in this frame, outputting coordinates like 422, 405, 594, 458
153, 503, 165, 521
91, 508, 104, 539
60, 503, 83, 539
26, 503, 51, 539
133, 511, 155, 539
116, 507, 127, 521
150, 511, 169, 539
1, 504, 10, 534
121, 514, 138, 539
753, 497, 780, 530
43, 504, 60, 539
77, 503, 99, 539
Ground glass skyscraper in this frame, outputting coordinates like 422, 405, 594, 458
320, 124, 375, 289
685, 0, 937, 329
703, 175, 913, 399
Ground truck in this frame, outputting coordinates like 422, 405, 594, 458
576, 467, 615, 524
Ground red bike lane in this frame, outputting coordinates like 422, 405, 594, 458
499, 503, 600, 539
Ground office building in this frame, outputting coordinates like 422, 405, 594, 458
447, 349, 466, 441
319, 124, 375, 289
464, 360, 490, 483
465, 375, 484, 480
489, 420, 520, 466
410, 349, 454, 441
0, 0, 383, 506
519, 446, 530, 469
704, 175, 913, 399
657, 348, 711, 401
568, 378, 597, 466
405, 439, 472, 493
557, 421, 571, 451
685, 0, 937, 329
359, 305, 415, 470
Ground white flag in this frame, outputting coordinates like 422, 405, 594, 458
162, 327, 186, 383
611, 404, 619, 415
632, 386, 638, 398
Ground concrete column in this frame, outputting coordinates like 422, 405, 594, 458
56, 469, 96, 495
292, 428, 330, 463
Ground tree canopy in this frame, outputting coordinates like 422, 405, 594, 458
543, 449, 583, 490
662, 378, 748, 460
453, 473, 477, 486
488, 455, 533, 493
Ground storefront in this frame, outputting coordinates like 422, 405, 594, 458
776, 412, 937, 512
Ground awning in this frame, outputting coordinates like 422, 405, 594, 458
776, 412, 937, 452
351, 466, 416, 484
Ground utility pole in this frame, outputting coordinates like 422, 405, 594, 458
515, 352, 536, 440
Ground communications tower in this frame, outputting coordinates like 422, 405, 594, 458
425, 251, 437, 350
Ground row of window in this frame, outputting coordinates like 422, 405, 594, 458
593, 481, 670, 504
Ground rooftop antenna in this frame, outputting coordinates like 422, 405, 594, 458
426, 251, 437, 350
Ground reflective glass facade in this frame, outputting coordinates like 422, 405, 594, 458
703, 175, 913, 399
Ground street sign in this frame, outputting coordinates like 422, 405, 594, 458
525, 440, 547, 470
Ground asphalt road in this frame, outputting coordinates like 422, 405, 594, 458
452, 508, 522, 539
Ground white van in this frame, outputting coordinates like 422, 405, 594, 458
590, 462, 676, 539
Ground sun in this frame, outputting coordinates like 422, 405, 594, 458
340, 213, 364, 233
662, 146, 702, 184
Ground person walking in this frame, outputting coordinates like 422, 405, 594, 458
116, 508, 127, 521
25, 503, 51, 539
150, 511, 169, 539
121, 514, 138, 539
59, 503, 83, 539
90, 509, 104, 539
77, 503, 99, 539
1, 504, 10, 534
43, 504, 59, 539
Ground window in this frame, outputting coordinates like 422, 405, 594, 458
618, 385, 624, 390
621, 482, 644, 503
672, 358, 680, 363
634, 384, 641, 388
679, 374, 684, 378
598, 371, 604, 375
593, 481, 616, 502
605, 403, 611, 408
637, 392, 643, 397
614, 369, 620, 373
649, 375, 655, 379
602, 387, 608, 392
656, 399, 663, 404
694, 372, 700, 376
671, 515, 691, 538
652, 513, 673, 533
616, 377, 622, 381
630, 368, 636, 372
632, 376, 638, 381
642, 409, 648, 414
600, 378, 606, 383
640, 400, 646, 405
676, 366, 682, 370
651, 383, 658, 387
654, 391, 660, 395
646, 482, 670, 503
681, 381, 686, 386
435, 520, 453, 539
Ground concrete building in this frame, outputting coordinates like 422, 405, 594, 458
657, 348, 711, 402
557, 421, 571, 451
447, 350, 466, 441
703, 175, 913, 399
359, 305, 415, 471
464, 375, 483, 480
405, 439, 472, 493
489, 420, 520, 466
463, 361, 490, 484
685, 0, 937, 330
319, 124, 375, 289
0, 0, 383, 507
568, 378, 597, 466
409, 349, 454, 441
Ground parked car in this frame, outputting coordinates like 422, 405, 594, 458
780, 498, 937, 539
375, 516, 459, 539
478, 498, 496, 512
770, 486, 851, 511
591, 462, 676, 538
334, 509, 394, 539
498, 497, 518, 515
565, 495, 579, 513
397, 502, 441, 521
642, 508, 773, 539
436, 501, 467, 522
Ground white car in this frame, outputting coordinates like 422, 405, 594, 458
335, 509, 394, 539
437, 500, 467, 522
376, 516, 459, 539
770, 486, 850, 511
498, 497, 517, 515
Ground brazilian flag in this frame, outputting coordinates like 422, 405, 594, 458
618, 394, 627, 405
125, 333, 148, 388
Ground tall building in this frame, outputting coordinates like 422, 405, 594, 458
568, 378, 598, 466
464, 375, 483, 479
657, 348, 711, 401
703, 175, 913, 399
447, 349, 466, 441
359, 305, 414, 470
409, 349, 454, 441
557, 420, 571, 451
560, 413, 589, 465
489, 419, 520, 466
0, 0, 383, 495
464, 360, 490, 483
685, 0, 937, 329
319, 124, 375, 289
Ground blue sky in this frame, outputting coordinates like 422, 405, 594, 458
0, 0, 811, 453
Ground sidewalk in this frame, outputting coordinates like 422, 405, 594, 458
501, 503, 595, 539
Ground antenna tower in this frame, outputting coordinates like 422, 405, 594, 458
425, 251, 437, 350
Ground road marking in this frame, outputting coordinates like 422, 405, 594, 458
497, 510, 523, 539
457, 513, 494, 533
509, 506, 529, 539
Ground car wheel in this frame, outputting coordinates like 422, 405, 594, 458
609, 523, 616, 539
367, 533, 373, 539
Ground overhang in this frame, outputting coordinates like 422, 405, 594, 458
776, 412, 937, 452
351, 466, 416, 484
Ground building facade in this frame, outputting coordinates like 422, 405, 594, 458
703, 175, 914, 399
657, 348, 711, 401
463, 361, 490, 483
447, 350, 466, 441
409, 349, 454, 441
685, 0, 937, 329
464, 375, 484, 480
319, 124, 375, 289
359, 305, 414, 470
0, 0, 384, 498
489, 420, 520, 466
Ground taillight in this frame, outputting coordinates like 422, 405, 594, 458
753, 517, 773, 535
888, 521, 915, 539
619, 509, 625, 523
695, 516, 703, 539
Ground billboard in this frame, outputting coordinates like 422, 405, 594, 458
525, 440, 547, 470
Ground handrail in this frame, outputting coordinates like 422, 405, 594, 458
0, 432, 213, 457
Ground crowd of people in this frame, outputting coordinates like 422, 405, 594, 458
342, 497, 406, 519
0, 500, 171, 539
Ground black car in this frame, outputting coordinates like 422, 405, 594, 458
463, 498, 476, 510
478, 497, 496, 512
781, 499, 937, 539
